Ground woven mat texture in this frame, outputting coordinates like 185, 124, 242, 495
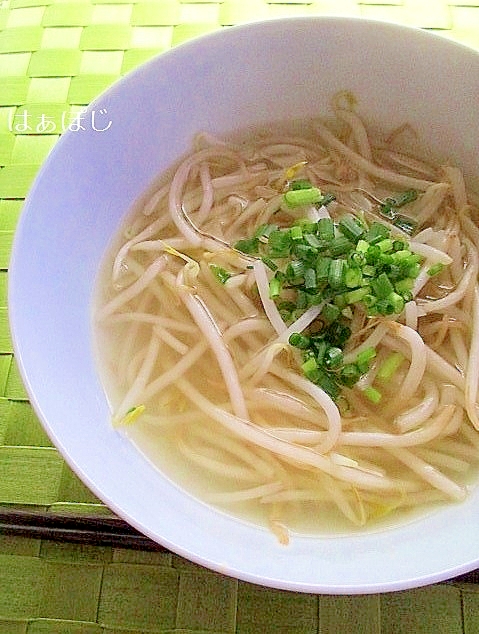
2, 0, 479, 632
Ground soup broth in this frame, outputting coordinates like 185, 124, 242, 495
94, 102, 479, 542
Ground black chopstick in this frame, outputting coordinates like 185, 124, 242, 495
1, 508, 478, 583
0, 508, 167, 551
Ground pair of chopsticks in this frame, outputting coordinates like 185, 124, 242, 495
0, 507, 166, 551
1, 508, 478, 584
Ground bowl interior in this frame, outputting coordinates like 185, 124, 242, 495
9, 17, 479, 593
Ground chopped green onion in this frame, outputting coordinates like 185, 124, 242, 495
289, 332, 311, 349
394, 278, 414, 295
378, 191, 418, 225
387, 291, 405, 314
318, 193, 336, 206
365, 244, 381, 264
345, 267, 363, 288
377, 352, 404, 381
389, 190, 418, 207
254, 223, 278, 238
290, 179, 312, 190
318, 217, 335, 241
293, 243, 317, 261
329, 236, 353, 257
287, 259, 305, 281
365, 222, 390, 244
377, 238, 394, 253
407, 262, 421, 278
316, 256, 331, 282
294, 218, 317, 232
301, 357, 319, 380
339, 214, 364, 242
209, 264, 232, 285
393, 214, 417, 235
374, 298, 395, 315
339, 364, 361, 387
379, 204, 396, 220
261, 257, 278, 272
405, 253, 421, 266
349, 251, 366, 267
321, 304, 341, 324
296, 290, 309, 309
324, 346, 343, 369
269, 277, 282, 298
304, 267, 317, 291
290, 225, 303, 241
371, 272, 394, 299
268, 230, 292, 257
356, 240, 369, 254
391, 249, 413, 263
328, 259, 346, 288
312, 338, 328, 363
362, 386, 382, 404
284, 187, 322, 208
333, 293, 348, 309
345, 286, 371, 305
356, 346, 376, 372
313, 368, 341, 399
304, 233, 322, 249
234, 237, 258, 254
387, 265, 404, 281
427, 262, 445, 277
362, 264, 376, 277
378, 253, 394, 266
361, 294, 376, 309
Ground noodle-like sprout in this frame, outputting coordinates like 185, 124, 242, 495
96, 101, 479, 540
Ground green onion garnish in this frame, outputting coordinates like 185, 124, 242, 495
268, 277, 282, 298
329, 236, 353, 257
427, 262, 445, 277
318, 193, 336, 207
356, 347, 376, 372
370, 272, 394, 299
290, 225, 303, 241
304, 268, 317, 291
377, 352, 404, 381
261, 257, 278, 272
321, 303, 340, 324
339, 364, 361, 387
232, 200, 444, 399
209, 264, 232, 285
339, 214, 364, 242
363, 386, 382, 404
290, 179, 312, 190
234, 237, 259, 254
318, 217, 335, 241
393, 214, 417, 235
324, 346, 343, 369
289, 332, 311, 349
328, 259, 346, 289
284, 187, 322, 208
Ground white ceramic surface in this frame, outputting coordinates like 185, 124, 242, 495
8, 17, 479, 593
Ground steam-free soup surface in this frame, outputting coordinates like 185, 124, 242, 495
95, 102, 479, 542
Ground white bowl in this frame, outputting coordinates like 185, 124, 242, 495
9, 17, 479, 593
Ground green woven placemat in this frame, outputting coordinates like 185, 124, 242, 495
2, 1, 479, 632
